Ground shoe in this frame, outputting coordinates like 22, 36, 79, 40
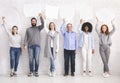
64, 73, 68, 76
82, 71, 86, 76
13, 72, 17, 77
28, 72, 33, 77
88, 71, 93, 77
10, 72, 14, 77
35, 72, 39, 77
103, 73, 110, 78
49, 72, 52, 77
52, 71, 55, 77
71, 72, 75, 76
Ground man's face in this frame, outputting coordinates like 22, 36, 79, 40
31, 19, 37, 26
67, 24, 72, 32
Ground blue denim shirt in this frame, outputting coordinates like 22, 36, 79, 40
60, 23, 78, 50
78, 24, 94, 49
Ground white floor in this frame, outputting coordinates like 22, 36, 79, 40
0, 74, 120, 83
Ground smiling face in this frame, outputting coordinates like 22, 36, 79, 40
101, 25, 108, 33
12, 26, 18, 35
31, 18, 37, 27
67, 23, 72, 32
101, 24, 109, 35
85, 26, 89, 32
49, 22, 55, 30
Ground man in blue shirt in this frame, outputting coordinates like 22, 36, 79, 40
60, 19, 78, 76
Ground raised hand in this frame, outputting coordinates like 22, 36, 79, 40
96, 16, 99, 23
80, 19, 83, 24
63, 18, 66, 23
39, 13, 42, 17
2, 16, 5, 23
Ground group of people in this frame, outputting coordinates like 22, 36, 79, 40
1, 13, 115, 78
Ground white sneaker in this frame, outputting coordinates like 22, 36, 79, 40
82, 72, 86, 76
88, 72, 93, 77
103, 73, 110, 78
49, 72, 52, 77
52, 71, 55, 77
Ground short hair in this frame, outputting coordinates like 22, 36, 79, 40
81, 22, 93, 32
31, 17, 37, 22
67, 23, 72, 27
49, 22, 56, 30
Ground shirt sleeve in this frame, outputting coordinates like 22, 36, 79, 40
75, 33, 78, 50
56, 32, 59, 52
110, 24, 115, 35
37, 16, 44, 31
60, 22, 66, 35
24, 29, 28, 46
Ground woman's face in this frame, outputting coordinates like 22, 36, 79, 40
50, 23, 55, 30
12, 27, 18, 34
102, 26, 107, 33
85, 26, 89, 32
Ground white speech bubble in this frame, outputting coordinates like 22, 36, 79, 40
45, 5, 59, 19
23, 4, 41, 17
96, 8, 115, 22
60, 5, 75, 22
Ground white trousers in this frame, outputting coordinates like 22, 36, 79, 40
82, 47, 92, 71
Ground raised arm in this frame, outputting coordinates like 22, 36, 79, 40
95, 17, 100, 37
37, 13, 44, 31
78, 19, 84, 33
110, 20, 115, 35
60, 19, 66, 35
2, 16, 12, 37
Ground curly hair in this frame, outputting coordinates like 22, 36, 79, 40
81, 22, 93, 32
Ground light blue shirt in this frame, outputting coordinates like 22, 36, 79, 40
60, 23, 78, 50
78, 24, 94, 49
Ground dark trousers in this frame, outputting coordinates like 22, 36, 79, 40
64, 49, 75, 74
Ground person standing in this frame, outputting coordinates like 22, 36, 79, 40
60, 19, 78, 76
2, 16, 22, 77
23, 13, 44, 77
95, 17, 115, 78
44, 22, 59, 77
78, 19, 94, 76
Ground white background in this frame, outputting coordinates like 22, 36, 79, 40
0, 0, 120, 75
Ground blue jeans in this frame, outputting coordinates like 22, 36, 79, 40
28, 45, 40, 73
50, 48, 55, 72
10, 47, 21, 71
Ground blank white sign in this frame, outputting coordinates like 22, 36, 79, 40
79, 4, 94, 21
96, 8, 115, 22
24, 4, 41, 17
60, 5, 75, 21
45, 5, 59, 19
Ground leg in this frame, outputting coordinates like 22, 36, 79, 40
99, 46, 109, 73
14, 48, 21, 72
34, 46, 40, 73
87, 49, 92, 72
70, 50, 75, 75
28, 46, 34, 73
50, 48, 55, 72
64, 49, 69, 75
82, 48, 87, 71
10, 47, 15, 71
105, 47, 110, 72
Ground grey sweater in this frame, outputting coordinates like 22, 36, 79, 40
95, 24, 115, 46
24, 16, 44, 46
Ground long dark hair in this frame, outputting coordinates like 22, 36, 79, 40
12, 26, 18, 35
49, 22, 56, 31
100, 24, 109, 35
81, 22, 93, 32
